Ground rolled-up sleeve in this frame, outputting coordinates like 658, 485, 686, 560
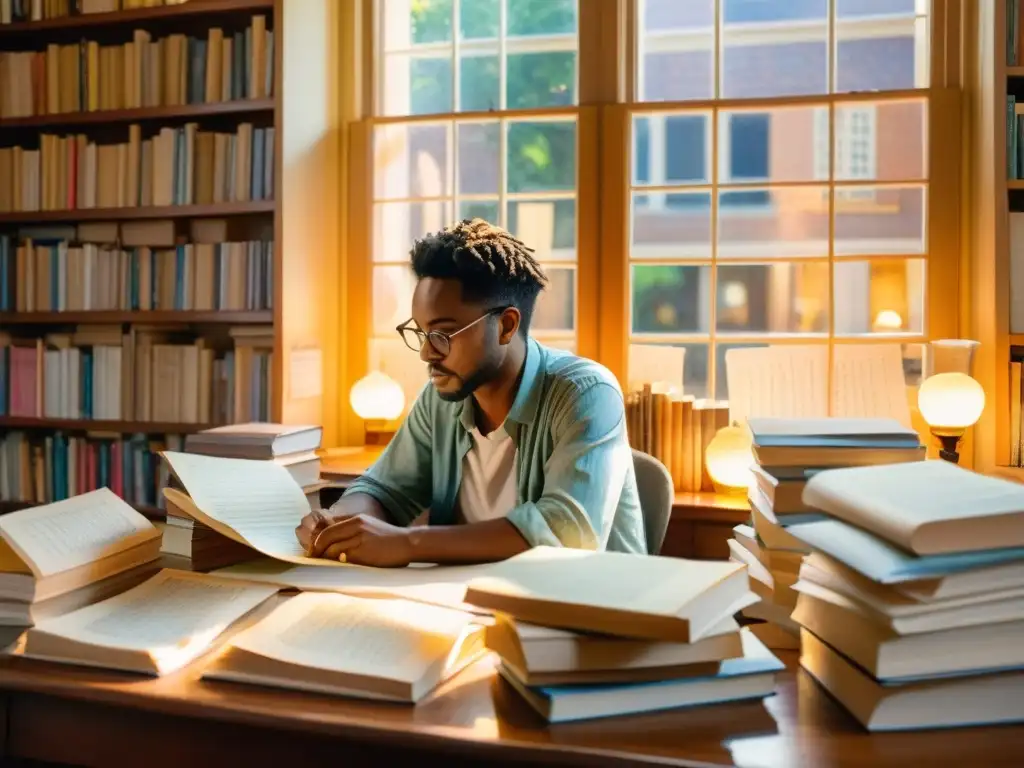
341, 390, 433, 526
505, 382, 629, 550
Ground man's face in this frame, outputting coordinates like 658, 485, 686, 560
410, 277, 509, 402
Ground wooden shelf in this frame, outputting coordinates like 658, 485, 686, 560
1008, 66, 1024, 78
0, 99, 274, 131
0, 201, 273, 224
0, 0, 273, 38
0, 499, 163, 519
0, 310, 273, 325
1009, 180, 1024, 190
0, 417, 215, 433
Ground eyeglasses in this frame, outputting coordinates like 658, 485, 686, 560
396, 307, 508, 356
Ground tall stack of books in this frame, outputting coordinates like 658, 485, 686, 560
159, 423, 324, 570
786, 460, 1024, 730
728, 418, 926, 650
462, 548, 784, 723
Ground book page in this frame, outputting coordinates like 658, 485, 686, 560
161, 451, 340, 567
724, 346, 828, 425
229, 592, 476, 682
465, 546, 742, 615
0, 488, 158, 578
29, 570, 278, 666
211, 559, 498, 611
832, 344, 911, 426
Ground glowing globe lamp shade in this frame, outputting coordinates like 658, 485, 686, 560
705, 424, 754, 495
917, 372, 985, 431
350, 372, 405, 445
917, 372, 985, 464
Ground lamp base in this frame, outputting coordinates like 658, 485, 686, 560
363, 420, 397, 447
711, 480, 749, 497
931, 430, 964, 464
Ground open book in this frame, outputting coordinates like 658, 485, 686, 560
161, 450, 343, 567
0, 488, 161, 603
463, 547, 757, 643
203, 592, 487, 703
23, 569, 280, 676
801, 461, 1024, 555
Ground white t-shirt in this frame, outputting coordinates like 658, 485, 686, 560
456, 421, 518, 524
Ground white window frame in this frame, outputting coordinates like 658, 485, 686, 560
815, 104, 878, 200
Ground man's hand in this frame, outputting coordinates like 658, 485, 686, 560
295, 509, 330, 554
310, 514, 414, 568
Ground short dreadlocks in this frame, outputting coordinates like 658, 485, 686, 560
410, 218, 549, 336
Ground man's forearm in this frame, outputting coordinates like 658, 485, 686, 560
407, 518, 530, 564
328, 492, 393, 523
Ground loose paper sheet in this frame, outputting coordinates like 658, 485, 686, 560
628, 344, 685, 393
226, 592, 475, 681
212, 559, 498, 611
724, 344, 910, 426
0, 488, 158, 578
28, 570, 278, 672
161, 451, 343, 567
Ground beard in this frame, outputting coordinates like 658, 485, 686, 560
433, 359, 502, 402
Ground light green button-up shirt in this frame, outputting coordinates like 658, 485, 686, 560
342, 339, 647, 554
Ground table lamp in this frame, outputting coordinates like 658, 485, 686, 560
917, 372, 985, 464
705, 424, 754, 495
350, 371, 405, 446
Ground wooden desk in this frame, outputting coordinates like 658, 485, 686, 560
0, 652, 1021, 768
319, 450, 749, 560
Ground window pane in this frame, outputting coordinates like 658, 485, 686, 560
459, 0, 499, 39
459, 53, 500, 112
533, 266, 575, 332
374, 123, 452, 199
457, 121, 500, 196
716, 262, 830, 334
632, 192, 713, 259
834, 100, 927, 182
507, 120, 576, 193
833, 185, 926, 256
835, 0, 927, 92
718, 187, 829, 258
382, 0, 453, 50
631, 265, 711, 334
632, 113, 711, 186
508, 199, 576, 261
459, 199, 499, 223
721, 0, 827, 98
374, 201, 453, 262
507, 52, 576, 109
833, 258, 925, 335
629, 342, 710, 400
507, 0, 577, 36
637, 0, 713, 102
372, 265, 417, 336
719, 105, 819, 184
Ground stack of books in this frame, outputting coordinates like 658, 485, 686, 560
462, 547, 784, 723
729, 418, 926, 650
159, 423, 325, 570
0, 489, 161, 627
786, 460, 1024, 730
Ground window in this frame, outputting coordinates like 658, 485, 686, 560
371, 0, 581, 404
361, 0, 943, 417
630, 0, 930, 401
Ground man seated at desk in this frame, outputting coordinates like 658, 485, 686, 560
296, 218, 646, 566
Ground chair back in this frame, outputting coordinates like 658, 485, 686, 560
632, 449, 674, 555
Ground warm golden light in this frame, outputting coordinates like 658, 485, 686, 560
705, 425, 755, 495
917, 372, 985, 431
350, 371, 406, 421
872, 309, 904, 331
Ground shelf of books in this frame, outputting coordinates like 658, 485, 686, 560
0, 0, 334, 517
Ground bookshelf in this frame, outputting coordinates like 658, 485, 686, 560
0, 0, 342, 513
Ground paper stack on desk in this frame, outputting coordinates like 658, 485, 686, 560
727, 418, 925, 650
462, 546, 783, 723
785, 460, 1024, 731
0, 489, 162, 627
